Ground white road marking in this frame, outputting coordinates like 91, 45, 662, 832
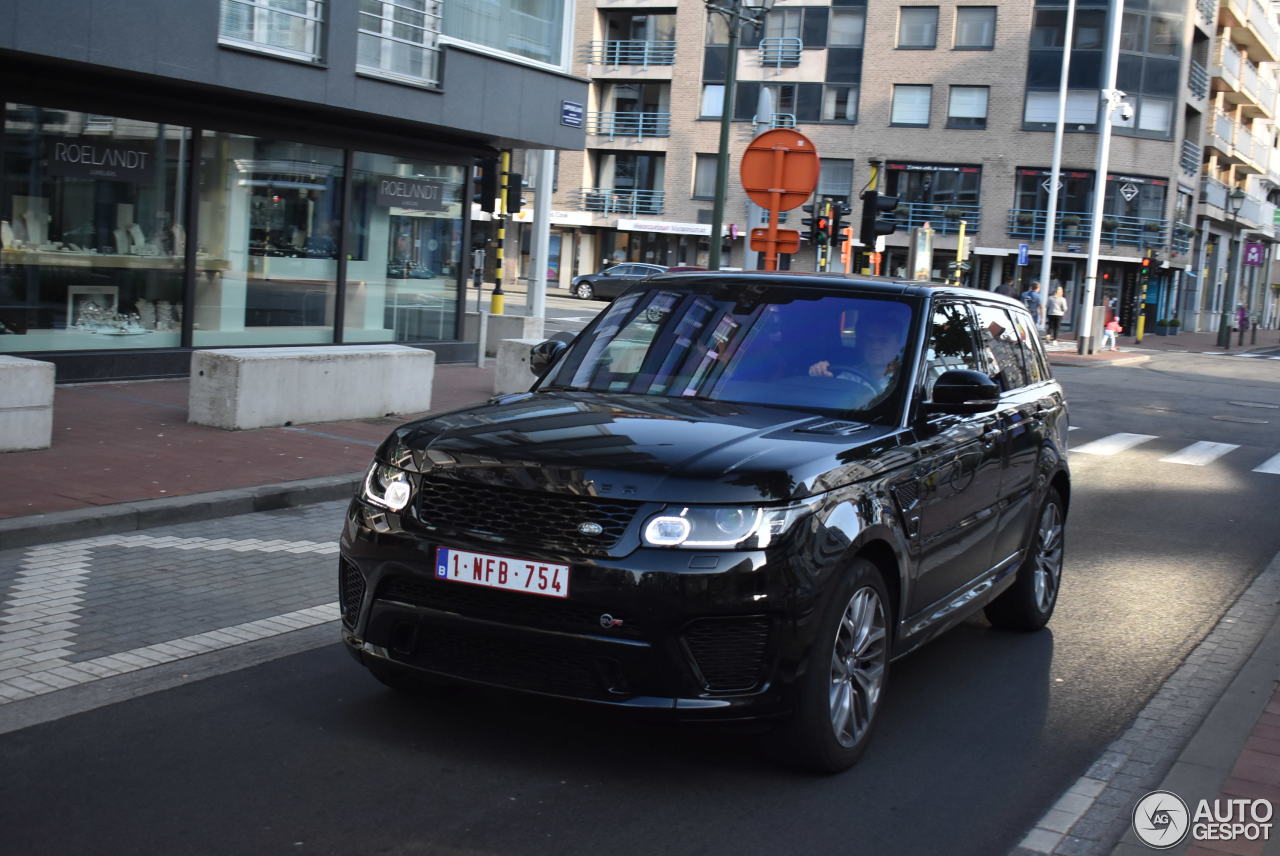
1254, 453, 1280, 475
1159, 441, 1240, 466
1070, 433, 1157, 456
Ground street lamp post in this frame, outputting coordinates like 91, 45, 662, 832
1218, 186, 1246, 349
706, 0, 775, 271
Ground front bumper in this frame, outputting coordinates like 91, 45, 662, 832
339, 500, 823, 721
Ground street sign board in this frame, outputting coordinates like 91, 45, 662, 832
1017, 243, 1029, 266
560, 101, 584, 128
1244, 242, 1265, 265
1120, 182, 1140, 202
739, 128, 820, 211
749, 227, 801, 254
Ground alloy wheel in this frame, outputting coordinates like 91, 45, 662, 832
1032, 500, 1065, 613
828, 586, 888, 748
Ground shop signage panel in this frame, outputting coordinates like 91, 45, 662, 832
561, 100, 584, 128
376, 176, 445, 212
1244, 242, 1264, 265
47, 138, 156, 183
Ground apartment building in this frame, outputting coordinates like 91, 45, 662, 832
0, 0, 585, 381
552, 0, 1280, 333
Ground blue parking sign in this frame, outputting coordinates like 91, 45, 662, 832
1017, 243, 1029, 266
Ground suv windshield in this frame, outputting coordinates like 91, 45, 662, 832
543, 282, 916, 420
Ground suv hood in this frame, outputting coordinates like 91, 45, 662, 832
379, 391, 910, 504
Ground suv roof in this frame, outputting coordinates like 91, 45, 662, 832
646, 270, 1028, 309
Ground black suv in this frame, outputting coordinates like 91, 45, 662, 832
339, 273, 1069, 771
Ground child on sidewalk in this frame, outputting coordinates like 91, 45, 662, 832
1102, 317, 1122, 351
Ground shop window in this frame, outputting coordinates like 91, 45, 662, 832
0, 104, 189, 350
891, 85, 932, 126
358, 0, 442, 86
194, 132, 343, 346
344, 152, 464, 343
219, 0, 325, 63
443, 0, 567, 69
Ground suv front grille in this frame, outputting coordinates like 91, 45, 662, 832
683, 617, 771, 692
378, 576, 644, 640
416, 477, 640, 555
339, 560, 366, 629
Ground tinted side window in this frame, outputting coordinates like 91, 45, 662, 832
923, 302, 983, 398
972, 303, 1030, 391
1010, 310, 1050, 384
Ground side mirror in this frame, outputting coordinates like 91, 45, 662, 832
529, 338, 570, 378
924, 369, 999, 415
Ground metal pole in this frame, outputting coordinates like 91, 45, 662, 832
1038, 0, 1075, 331
708, 3, 742, 271
1078, 0, 1125, 355
529, 149, 554, 341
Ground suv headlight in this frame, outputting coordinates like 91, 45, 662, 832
641, 501, 816, 549
362, 462, 413, 512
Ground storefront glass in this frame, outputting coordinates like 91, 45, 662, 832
343, 151, 464, 342
194, 131, 343, 346
0, 104, 189, 350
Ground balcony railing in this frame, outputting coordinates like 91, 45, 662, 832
890, 201, 981, 236
1181, 139, 1202, 175
586, 111, 671, 140
1243, 58, 1260, 96
1200, 175, 1229, 210
577, 187, 665, 216
758, 37, 802, 67
1216, 37, 1242, 80
1198, 0, 1217, 27
1247, 0, 1280, 53
752, 112, 796, 128
1188, 58, 1209, 99
1171, 222, 1196, 257
1007, 208, 1167, 248
587, 40, 676, 66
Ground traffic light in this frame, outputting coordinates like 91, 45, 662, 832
814, 210, 830, 245
1139, 255, 1152, 278
801, 203, 818, 243
473, 157, 499, 213
831, 202, 851, 244
859, 190, 899, 247
505, 171, 524, 215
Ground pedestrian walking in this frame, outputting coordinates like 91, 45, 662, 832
1021, 281, 1043, 329
994, 278, 1016, 297
1046, 286, 1067, 341
1102, 317, 1122, 351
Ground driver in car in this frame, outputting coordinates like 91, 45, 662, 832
807, 321, 907, 402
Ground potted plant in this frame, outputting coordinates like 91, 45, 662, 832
1166, 317, 1181, 335
1016, 211, 1035, 226
942, 206, 963, 220
1059, 214, 1081, 230
1143, 221, 1163, 234
1154, 318, 1172, 335
1102, 217, 1120, 231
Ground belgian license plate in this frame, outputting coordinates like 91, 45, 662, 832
434, 547, 570, 599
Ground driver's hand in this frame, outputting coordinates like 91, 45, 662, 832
808, 360, 833, 377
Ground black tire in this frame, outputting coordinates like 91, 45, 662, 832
985, 486, 1065, 631
777, 558, 892, 773
575, 281, 595, 300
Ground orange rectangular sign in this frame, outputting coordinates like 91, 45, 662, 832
749, 227, 801, 254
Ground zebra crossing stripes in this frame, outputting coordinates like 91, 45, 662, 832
1159, 441, 1240, 466
1071, 433, 1157, 456
1255, 453, 1280, 475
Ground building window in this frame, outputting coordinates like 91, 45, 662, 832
357, 0, 442, 86
693, 155, 717, 199
700, 84, 725, 118
898, 7, 938, 49
818, 159, 855, 205
891, 85, 932, 126
219, 0, 325, 62
344, 152, 465, 344
822, 85, 858, 122
442, 0, 567, 68
1023, 90, 1098, 130
954, 7, 995, 49
887, 163, 981, 208
947, 86, 989, 129
764, 9, 804, 41
829, 9, 865, 47
0, 104, 190, 351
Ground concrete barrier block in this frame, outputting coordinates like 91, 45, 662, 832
189, 345, 435, 430
494, 338, 546, 395
0, 356, 55, 452
464, 313, 545, 356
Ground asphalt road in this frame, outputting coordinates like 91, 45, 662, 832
1, 351, 1278, 856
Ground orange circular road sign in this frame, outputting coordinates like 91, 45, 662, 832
739, 128, 819, 211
